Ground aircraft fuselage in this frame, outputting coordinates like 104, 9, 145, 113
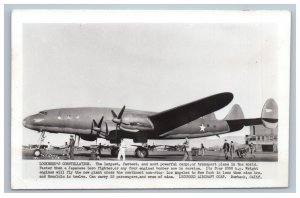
23, 107, 232, 143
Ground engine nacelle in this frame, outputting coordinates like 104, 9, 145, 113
80, 135, 97, 141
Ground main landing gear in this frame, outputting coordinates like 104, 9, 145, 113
111, 147, 119, 157
134, 146, 149, 158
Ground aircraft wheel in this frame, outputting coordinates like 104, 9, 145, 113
135, 147, 148, 158
33, 149, 42, 157
111, 147, 119, 157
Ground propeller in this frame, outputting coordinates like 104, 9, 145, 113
99, 122, 109, 138
91, 116, 104, 135
111, 105, 128, 130
105, 122, 109, 137
89, 115, 112, 139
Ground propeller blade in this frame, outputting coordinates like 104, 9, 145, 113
111, 110, 117, 118
90, 122, 94, 134
93, 120, 98, 127
98, 116, 104, 128
105, 122, 109, 136
118, 105, 126, 119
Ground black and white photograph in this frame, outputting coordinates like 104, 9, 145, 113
11, 10, 290, 189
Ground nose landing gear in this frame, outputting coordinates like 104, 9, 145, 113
33, 131, 46, 157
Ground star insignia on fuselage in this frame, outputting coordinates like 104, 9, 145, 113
199, 123, 206, 132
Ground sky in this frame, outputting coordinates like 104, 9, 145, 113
22, 23, 278, 148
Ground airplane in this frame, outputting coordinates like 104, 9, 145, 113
23, 92, 278, 158
131, 143, 164, 152
83, 144, 116, 151
164, 144, 186, 152
82, 145, 100, 151
52, 145, 67, 150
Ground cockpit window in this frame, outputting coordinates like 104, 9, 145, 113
39, 111, 47, 115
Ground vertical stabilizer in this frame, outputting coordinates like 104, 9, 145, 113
261, 98, 278, 128
203, 113, 217, 120
224, 104, 244, 120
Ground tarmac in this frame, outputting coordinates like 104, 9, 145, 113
22, 149, 278, 161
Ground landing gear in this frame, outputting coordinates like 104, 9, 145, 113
135, 147, 149, 158
111, 147, 119, 157
33, 149, 42, 157
39, 131, 46, 146
33, 131, 46, 158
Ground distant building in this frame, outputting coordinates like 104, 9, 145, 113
246, 125, 278, 152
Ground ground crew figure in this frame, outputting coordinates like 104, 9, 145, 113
223, 139, 230, 160
46, 142, 51, 155
89, 149, 97, 160
63, 142, 69, 157
230, 141, 235, 159
249, 142, 255, 159
182, 137, 193, 161
69, 135, 75, 160
98, 143, 102, 157
118, 139, 126, 161
199, 143, 205, 156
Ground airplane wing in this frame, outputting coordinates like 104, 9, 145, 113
149, 92, 233, 133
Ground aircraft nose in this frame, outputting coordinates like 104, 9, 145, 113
23, 116, 31, 128
23, 115, 38, 128
23, 114, 46, 129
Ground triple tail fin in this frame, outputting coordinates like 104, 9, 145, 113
224, 99, 278, 132
223, 104, 244, 120
223, 104, 245, 131
261, 98, 278, 128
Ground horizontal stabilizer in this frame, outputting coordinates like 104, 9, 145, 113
149, 92, 233, 133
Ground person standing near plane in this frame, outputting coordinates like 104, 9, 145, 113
249, 142, 255, 159
69, 135, 75, 160
229, 141, 235, 159
46, 142, 51, 155
63, 142, 69, 157
182, 137, 193, 161
98, 143, 102, 157
118, 139, 126, 161
223, 139, 230, 160
200, 143, 205, 156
